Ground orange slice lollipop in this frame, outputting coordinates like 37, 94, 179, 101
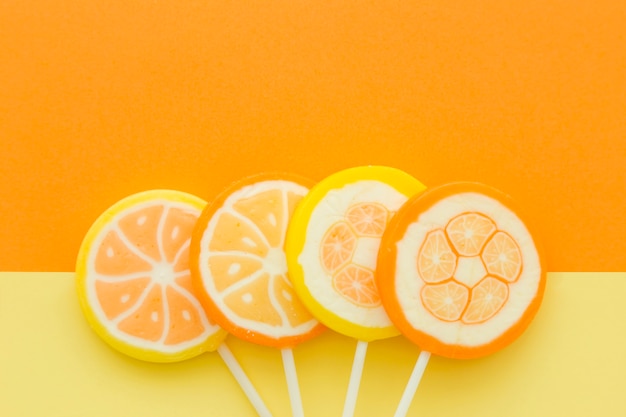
190, 173, 325, 348
76, 190, 227, 362
285, 166, 425, 417
377, 182, 546, 360
286, 166, 426, 341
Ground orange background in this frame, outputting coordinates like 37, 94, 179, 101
1, 0, 625, 272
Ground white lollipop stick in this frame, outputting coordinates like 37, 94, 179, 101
393, 350, 431, 417
342, 340, 368, 417
217, 344, 273, 417
281, 348, 305, 417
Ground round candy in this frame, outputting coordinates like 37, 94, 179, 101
377, 182, 546, 359
190, 173, 325, 348
76, 190, 227, 362
285, 166, 426, 341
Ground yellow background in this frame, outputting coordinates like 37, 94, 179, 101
1, 273, 624, 416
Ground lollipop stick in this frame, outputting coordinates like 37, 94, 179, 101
217, 344, 273, 417
342, 340, 368, 417
393, 350, 431, 417
281, 348, 305, 417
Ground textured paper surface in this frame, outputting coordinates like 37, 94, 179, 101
1, 273, 624, 416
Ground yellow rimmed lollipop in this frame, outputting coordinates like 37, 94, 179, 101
76, 190, 272, 416
285, 166, 426, 417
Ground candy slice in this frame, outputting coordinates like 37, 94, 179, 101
191, 174, 325, 417
191, 173, 324, 347
377, 182, 545, 359
77, 190, 274, 417
377, 182, 546, 417
285, 166, 426, 417
286, 166, 426, 341
75, 190, 227, 362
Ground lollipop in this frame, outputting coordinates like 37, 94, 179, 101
76, 190, 272, 417
285, 166, 426, 417
377, 182, 546, 416
190, 174, 325, 417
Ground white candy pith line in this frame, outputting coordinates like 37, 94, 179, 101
169, 276, 211, 327
112, 224, 156, 266
158, 278, 172, 344
109, 205, 174, 336
111, 280, 157, 326
208, 251, 265, 263
109, 277, 207, 343
93, 271, 151, 283
280, 189, 289, 248
172, 240, 190, 269
230, 209, 272, 250
125, 206, 172, 336
199, 181, 318, 338
157, 280, 177, 344
86, 200, 218, 353
219, 269, 265, 299
155, 206, 169, 263
269, 275, 291, 326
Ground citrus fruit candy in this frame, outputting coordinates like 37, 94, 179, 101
190, 173, 325, 348
76, 190, 227, 363
377, 182, 546, 360
285, 166, 426, 342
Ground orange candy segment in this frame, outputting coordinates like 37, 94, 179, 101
482, 231, 523, 282
94, 277, 151, 320
333, 264, 380, 307
94, 230, 153, 275
75, 190, 227, 363
445, 212, 497, 257
117, 204, 164, 262
190, 173, 324, 348
462, 277, 509, 324
420, 281, 469, 322
417, 230, 457, 283
377, 182, 546, 359
345, 203, 389, 236
321, 222, 358, 274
